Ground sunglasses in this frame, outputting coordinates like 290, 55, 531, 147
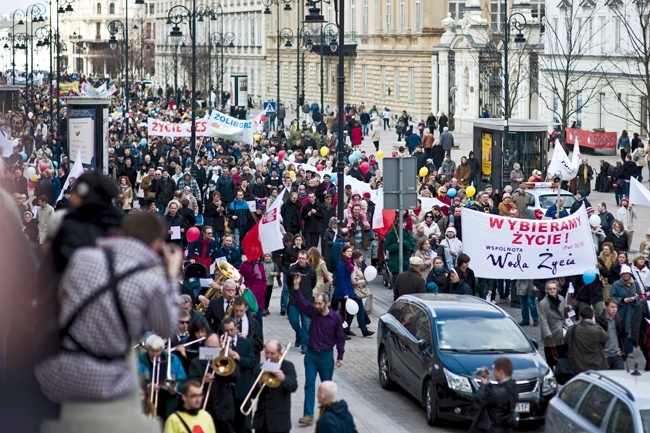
179, 320, 190, 324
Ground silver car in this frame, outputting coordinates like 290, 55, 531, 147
546, 369, 650, 433
522, 185, 577, 220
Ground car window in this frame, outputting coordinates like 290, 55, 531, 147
607, 399, 634, 433
577, 385, 615, 428
525, 192, 534, 206
559, 379, 590, 410
408, 309, 432, 344
538, 194, 576, 209
640, 409, 650, 433
389, 302, 406, 323
434, 317, 532, 352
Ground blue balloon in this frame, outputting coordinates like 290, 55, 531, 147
354, 150, 362, 159
447, 188, 457, 198
329, 173, 337, 183
20, 151, 27, 161
583, 269, 597, 285
348, 154, 356, 164
53, 161, 58, 168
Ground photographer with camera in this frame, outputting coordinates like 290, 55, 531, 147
470, 357, 519, 433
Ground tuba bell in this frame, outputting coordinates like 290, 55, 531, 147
196, 261, 242, 313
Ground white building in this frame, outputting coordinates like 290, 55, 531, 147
539, 0, 649, 135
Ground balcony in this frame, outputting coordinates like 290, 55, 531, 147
306, 32, 357, 57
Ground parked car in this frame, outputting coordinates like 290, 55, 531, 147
377, 293, 556, 426
546, 369, 650, 433
522, 182, 577, 219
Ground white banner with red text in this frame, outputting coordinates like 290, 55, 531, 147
460, 206, 596, 279
147, 111, 254, 144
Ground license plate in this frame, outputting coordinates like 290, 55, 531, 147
515, 403, 530, 413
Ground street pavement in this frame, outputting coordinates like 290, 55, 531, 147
256, 122, 650, 432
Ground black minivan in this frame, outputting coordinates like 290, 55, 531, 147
377, 294, 556, 426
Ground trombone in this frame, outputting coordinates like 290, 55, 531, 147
203, 335, 236, 410
147, 355, 161, 418
160, 339, 177, 392
240, 341, 291, 416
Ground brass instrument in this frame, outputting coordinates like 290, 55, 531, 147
240, 341, 291, 416
203, 335, 236, 410
160, 339, 177, 392
146, 355, 161, 418
196, 261, 242, 313
170, 336, 206, 351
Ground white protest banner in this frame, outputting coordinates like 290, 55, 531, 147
629, 176, 650, 207
460, 206, 596, 279
206, 110, 254, 145
147, 118, 208, 138
547, 139, 578, 181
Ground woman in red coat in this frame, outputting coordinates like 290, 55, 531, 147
351, 122, 363, 148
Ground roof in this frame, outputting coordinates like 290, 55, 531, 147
470, 118, 559, 132
582, 370, 650, 408
399, 294, 506, 319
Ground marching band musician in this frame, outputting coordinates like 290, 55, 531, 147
221, 317, 257, 433
252, 340, 298, 433
205, 279, 238, 332
188, 333, 239, 433
163, 380, 216, 433
232, 296, 264, 362
138, 335, 187, 420
172, 311, 192, 371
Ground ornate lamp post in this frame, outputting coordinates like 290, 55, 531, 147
501, 2, 527, 138
263, 0, 292, 105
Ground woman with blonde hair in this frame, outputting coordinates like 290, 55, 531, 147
597, 242, 618, 300
308, 247, 333, 295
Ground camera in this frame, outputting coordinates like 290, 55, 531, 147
474, 367, 490, 378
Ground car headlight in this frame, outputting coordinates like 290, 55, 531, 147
542, 369, 557, 395
444, 368, 473, 394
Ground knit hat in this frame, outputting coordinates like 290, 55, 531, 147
446, 227, 457, 235
620, 265, 632, 275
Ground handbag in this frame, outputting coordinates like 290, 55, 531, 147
354, 281, 370, 299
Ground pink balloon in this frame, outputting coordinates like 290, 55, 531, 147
39, 165, 47, 173
186, 227, 200, 243
278, 150, 286, 160
28, 181, 35, 189
317, 164, 323, 171
360, 161, 370, 174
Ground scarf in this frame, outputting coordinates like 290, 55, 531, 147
547, 294, 561, 309
344, 257, 355, 273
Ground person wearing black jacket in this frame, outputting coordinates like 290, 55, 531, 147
315, 381, 358, 433
165, 201, 189, 247
251, 176, 268, 198
281, 192, 303, 235
155, 170, 176, 208
302, 192, 324, 249
595, 297, 627, 370
188, 333, 240, 433
471, 357, 519, 433
252, 340, 298, 433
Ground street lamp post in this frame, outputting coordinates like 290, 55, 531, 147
263, 0, 292, 106
56, 0, 75, 155
36, 24, 54, 135
174, 38, 187, 108
304, 0, 345, 224
200, 3, 222, 108
25, 4, 47, 115
214, 31, 235, 109
501, 1, 527, 140
108, 20, 129, 141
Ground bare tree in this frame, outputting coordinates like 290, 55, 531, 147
539, 2, 605, 129
604, 0, 650, 132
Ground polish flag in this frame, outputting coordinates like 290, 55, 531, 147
241, 188, 287, 260
371, 189, 397, 238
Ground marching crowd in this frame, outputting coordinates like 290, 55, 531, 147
2, 77, 650, 433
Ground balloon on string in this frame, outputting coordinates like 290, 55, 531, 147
583, 269, 597, 285
316, 164, 324, 171
377, 150, 384, 158
278, 150, 286, 160
25, 167, 36, 179
345, 299, 359, 315
589, 215, 601, 227
419, 167, 428, 177
53, 161, 58, 169
31, 175, 39, 182
348, 154, 356, 164
28, 180, 35, 189
289, 170, 296, 179
186, 227, 200, 243
447, 188, 457, 198
320, 146, 329, 157
392, 151, 398, 157
329, 173, 337, 183
360, 162, 370, 174
466, 185, 476, 197
39, 165, 47, 173
354, 150, 362, 160
20, 152, 27, 161
364, 265, 378, 282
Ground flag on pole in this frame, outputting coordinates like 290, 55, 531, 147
56, 150, 84, 203
0, 131, 14, 158
629, 176, 650, 207
241, 188, 287, 261
571, 136, 582, 168
547, 139, 578, 181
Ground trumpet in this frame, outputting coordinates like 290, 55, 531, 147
203, 335, 236, 410
240, 341, 291, 416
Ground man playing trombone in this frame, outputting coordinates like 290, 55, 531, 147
138, 335, 187, 420
250, 340, 298, 433
188, 333, 239, 433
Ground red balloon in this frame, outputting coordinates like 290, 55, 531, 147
392, 151, 398, 157
28, 181, 35, 189
360, 161, 370, 174
186, 227, 200, 243
316, 164, 323, 171
278, 150, 286, 160
39, 165, 47, 173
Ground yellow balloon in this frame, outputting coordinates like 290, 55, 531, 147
377, 150, 384, 158
320, 146, 329, 157
419, 167, 428, 177
31, 175, 39, 182
289, 170, 296, 179
466, 185, 477, 198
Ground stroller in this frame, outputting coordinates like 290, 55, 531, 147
183, 262, 209, 301
376, 237, 393, 291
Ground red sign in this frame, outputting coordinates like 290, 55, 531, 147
565, 128, 617, 149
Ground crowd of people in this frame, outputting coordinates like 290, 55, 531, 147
2, 76, 650, 433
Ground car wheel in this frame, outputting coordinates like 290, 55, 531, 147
424, 379, 438, 426
378, 348, 393, 390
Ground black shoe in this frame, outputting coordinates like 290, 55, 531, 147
280, 309, 286, 316
345, 335, 351, 340
344, 330, 356, 336
519, 321, 530, 326
295, 339, 301, 347
362, 331, 375, 337
300, 348, 306, 355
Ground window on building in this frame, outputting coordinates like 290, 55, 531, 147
351, 65, 355, 95
415, 0, 421, 31
394, 67, 400, 101
258, 68, 262, 95
530, 0, 545, 28
97, 3, 101, 14
490, 0, 502, 33
641, 96, 648, 135
362, 0, 368, 34
327, 64, 332, 94
576, 91, 583, 126
362, 65, 367, 97
587, 17, 593, 54
251, 15, 255, 46
381, 67, 386, 98
448, 1, 465, 20
375, 1, 381, 31
614, 17, 621, 50
350, 0, 356, 33
109, 3, 115, 14
386, 0, 392, 32
146, 22, 152, 39
96, 22, 101, 39
409, 68, 415, 102
399, 0, 406, 33
149, 3, 154, 15
599, 93, 605, 128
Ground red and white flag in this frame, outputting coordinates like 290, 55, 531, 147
241, 188, 287, 260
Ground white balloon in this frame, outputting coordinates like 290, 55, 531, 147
345, 298, 359, 315
589, 215, 601, 227
24, 167, 36, 179
364, 265, 378, 282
